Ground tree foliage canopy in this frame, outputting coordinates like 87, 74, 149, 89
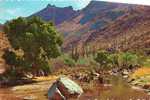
4, 17, 63, 75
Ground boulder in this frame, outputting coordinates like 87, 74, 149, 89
48, 76, 83, 100
48, 82, 65, 100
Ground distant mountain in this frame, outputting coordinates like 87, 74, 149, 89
57, 1, 150, 52
31, 4, 79, 25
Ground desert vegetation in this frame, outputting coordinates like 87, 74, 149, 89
0, 1, 149, 99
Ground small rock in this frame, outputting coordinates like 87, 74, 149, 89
93, 72, 100, 77
23, 95, 36, 100
143, 84, 150, 89
122, 69, 129, 75
104, 84, 112, 87
123, 75, 128, 78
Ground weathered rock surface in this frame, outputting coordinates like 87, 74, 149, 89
48, 76, 83, 100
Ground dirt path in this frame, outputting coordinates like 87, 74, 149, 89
0, 88, 21, 100
0, 75, 58, 100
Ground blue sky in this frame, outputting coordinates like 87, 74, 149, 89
0, 0, 150, 24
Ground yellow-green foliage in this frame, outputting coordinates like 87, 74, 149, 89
95, 50, 141, 69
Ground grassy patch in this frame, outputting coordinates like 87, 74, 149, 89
132, 67, 150, 78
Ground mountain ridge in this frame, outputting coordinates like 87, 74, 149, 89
31, 4, 79, 25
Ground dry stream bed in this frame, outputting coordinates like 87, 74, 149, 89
0, 67, 150, 100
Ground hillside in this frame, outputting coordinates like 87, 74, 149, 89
57, 1, 150, 53
0, 24, 10, 74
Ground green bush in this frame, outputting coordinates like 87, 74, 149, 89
61, 54, 75, 67
64, 58, 75, 67
77, 57, 88, 65
95, 50, 141, 70
95, 50, 112, 69
2, 50, 17, 66
119, 52, 139, 68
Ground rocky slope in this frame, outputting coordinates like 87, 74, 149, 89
0, 24, 10, 74
57, 1, 150, 53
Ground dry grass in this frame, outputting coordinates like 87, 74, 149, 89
132, 67, 150, 78
33, 75, 59, 82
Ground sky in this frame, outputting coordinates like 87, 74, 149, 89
0, 0, 150, 24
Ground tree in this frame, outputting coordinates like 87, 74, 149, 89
95, 50, 111, 70
4, 17, 63, 76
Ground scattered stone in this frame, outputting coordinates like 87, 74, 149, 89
23, 95, 36, 100
103, 84, 112, 87
143, 84, 150, 89
131, 86, 147, 92
48, 76, 83, 100
123, 75, 128, 78
122, 69, 129, 75
93, 72, 100, 78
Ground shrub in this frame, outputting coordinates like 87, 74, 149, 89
95, 50, 141, 70
77, 57, 89, 65
62, 54, 75, 67
120, 52, 139, 68
95, 50, 112, 70
2, 49, 17, 66
64, 58, 75, 67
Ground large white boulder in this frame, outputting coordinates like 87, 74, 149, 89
48, 76, 83, 100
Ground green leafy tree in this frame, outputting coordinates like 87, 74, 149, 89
95, 51, 111, 70
4, 17, 63, 76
